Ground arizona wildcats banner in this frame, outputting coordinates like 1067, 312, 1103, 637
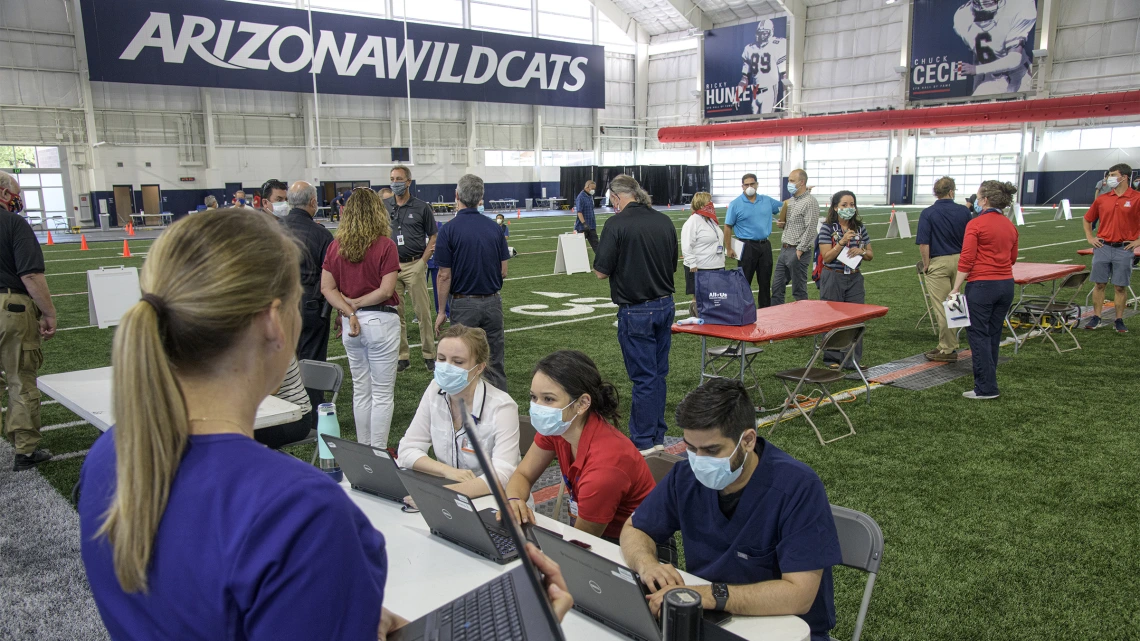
909, 0, 1038, 101
703, 17, 788, 119
79, 0, 604, 109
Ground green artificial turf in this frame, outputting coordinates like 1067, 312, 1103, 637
22, 207, 1140, 641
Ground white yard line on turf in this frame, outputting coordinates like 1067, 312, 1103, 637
51, 449, 91, 461
46, 254, 146, 263
46, 270, 96, 277
42, 420, 90, 432
51, 291, 87, 297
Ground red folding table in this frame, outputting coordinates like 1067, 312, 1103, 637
1005, 263, 1086, 353
672, 300, 890, 405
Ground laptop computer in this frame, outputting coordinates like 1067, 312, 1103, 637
532, 528, 744, 641
321, 434, 449, 504
389, 399, 566, 641
400, 471, 521, 564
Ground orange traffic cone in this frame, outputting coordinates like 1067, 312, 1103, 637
517, 209, 521, 219
46, 231, 54, 246
80, 234, 89, 251
120, 239, 132, 258
128, 223, 135, 236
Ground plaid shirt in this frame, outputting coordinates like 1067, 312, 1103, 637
783, 192, 819, 254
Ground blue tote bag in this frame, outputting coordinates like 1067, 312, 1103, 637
694, 268, 757, 326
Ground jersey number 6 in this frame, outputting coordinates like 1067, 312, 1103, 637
974, 32, 997, 64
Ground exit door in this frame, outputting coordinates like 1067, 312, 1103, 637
112, 185, 134, 226
141, 185, 161, 220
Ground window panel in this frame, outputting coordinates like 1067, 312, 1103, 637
311, 0, 385, 16
39, 173, 63, 187
540, 14, 591, 42
35, 147, 61, 169
16, 174, 41, 187
42, 187, 66, 212
537, 0, 590, 16
471, 3, 531, 34
1080, 128, 1112, 150
391, 0, 462, 25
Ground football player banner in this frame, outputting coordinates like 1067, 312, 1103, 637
910, 0, 1038, 101
703, 17, 789, 119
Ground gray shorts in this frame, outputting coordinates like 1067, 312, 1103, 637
1090, 244, 1135, 287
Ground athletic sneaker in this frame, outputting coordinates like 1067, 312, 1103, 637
962, 391, 999, 400
1115, 318, 1128, 333
1085, 316, 1101, 330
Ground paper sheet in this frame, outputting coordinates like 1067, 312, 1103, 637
836, 248, 863, 271
943, 295, 971, 328
731, 238, 745, 258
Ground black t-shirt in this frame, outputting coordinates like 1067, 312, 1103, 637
281, 209, 334, 303
0, 210, 45, 292
384, 196, 437, 262
593, 202, 678, 306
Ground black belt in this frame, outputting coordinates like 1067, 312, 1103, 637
400, 253, 424, 263
1103, 241, 1127, 248
452, 293, 496, 299
741, 238, 769, 244
822, 264, 859, 274
0, 287, 28, 296
358, 304, 398, 314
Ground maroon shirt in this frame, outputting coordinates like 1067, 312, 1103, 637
322, 236, 401, 306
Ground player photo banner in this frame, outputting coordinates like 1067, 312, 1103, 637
703, 17, 789, 119
909, 0, 1038, 101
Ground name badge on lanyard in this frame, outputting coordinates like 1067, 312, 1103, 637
396, 234, 405, 246
562, 473, 579, 517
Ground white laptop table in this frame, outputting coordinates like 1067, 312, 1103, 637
344, 485, 811, 641
37, 366, 303, 431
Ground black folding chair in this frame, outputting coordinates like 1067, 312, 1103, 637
770, 325, 866, 445
1014, 271, 1089, 354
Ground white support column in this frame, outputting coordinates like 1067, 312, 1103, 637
467, 103, 478, 168
1035, 0, 1057, 98
896, 0, 913, 104
695, 34, 709, 165
591, 5, 602, 165
774, 0, 806, 114
534, 107, 544, 168
302, 94, 318, 180
390, 98, 403, 149
201, 89, 216, 171
69, 0, 100, 205
634, 39, 649, 163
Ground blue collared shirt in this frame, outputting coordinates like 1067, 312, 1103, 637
575, 191, 596, 231
631, 440, 842, 640
725, 192, 781, 241
916, 199, 972, 257
434, 208, 511, 295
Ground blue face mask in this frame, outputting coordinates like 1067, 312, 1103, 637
434, 361, 474, 395
529, 399, 577, 437
478, 205, 485, 214
973, 201, 984, 215
838, 207, 857, 220
689, 432, 750, 491
787, 181, 798, 194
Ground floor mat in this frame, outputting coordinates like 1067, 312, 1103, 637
849, 352, 1010, 391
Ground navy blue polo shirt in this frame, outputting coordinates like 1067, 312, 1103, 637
916, 199, 972, 258
434, 208, 510, 295
631, 439, 842, 640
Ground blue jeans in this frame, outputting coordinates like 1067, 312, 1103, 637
965, 279, 1014, 397
617, 296, 674, 449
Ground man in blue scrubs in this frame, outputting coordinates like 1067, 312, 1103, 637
723, 173, 781, 307
619, 378, 842, 641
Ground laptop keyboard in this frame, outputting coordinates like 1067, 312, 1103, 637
438, 573, 525, 641
488, 530, 517, 556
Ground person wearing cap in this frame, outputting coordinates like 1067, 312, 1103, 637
1084, 163, 1140, 332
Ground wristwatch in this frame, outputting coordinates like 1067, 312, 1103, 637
711, 582, 729, 611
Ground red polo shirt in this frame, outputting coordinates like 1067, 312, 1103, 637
321, 237, 401, 306
958, 209, 1019, 281
1084, 187, 1140, 243
534, 413, 656, 539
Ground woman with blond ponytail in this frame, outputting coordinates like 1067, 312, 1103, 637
77, 210, 407, 639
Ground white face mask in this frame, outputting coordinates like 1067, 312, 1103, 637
1106, 176, 1121, 189
587, 189, 595, 195
272, 201, 289, 217
744, 186, 757, 197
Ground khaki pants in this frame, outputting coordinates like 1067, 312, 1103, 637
925, 254, 960, 353
0, 293, 43, 454
397, 258, 436, 361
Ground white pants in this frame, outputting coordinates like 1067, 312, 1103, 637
341, 311, 400, 449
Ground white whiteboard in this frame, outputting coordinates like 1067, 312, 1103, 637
87, 267, 141, 329
554, 233, 591, 276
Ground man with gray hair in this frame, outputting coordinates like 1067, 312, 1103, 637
433, 174, 511, 391
0, 170, 56, 470
281, 180, 334, 378
204, 195, 218, 209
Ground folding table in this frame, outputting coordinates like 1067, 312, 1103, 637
672, 300, 890, 405
1005, 263, 1086, 353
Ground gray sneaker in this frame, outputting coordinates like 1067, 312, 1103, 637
962, 391, 999, 400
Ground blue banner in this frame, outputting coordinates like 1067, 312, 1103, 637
909, 0, 1037, 101
79, 0, 604, 109
703, 17, 788, 119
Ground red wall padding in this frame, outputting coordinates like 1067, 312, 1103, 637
658, 90, 1140, 143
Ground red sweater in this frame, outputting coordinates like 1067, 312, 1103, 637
958, 210, 1019, 281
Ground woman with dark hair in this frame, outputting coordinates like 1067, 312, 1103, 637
504, 350, 656, 542
816, 190, 874, 367
948, 180, 1019, 400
